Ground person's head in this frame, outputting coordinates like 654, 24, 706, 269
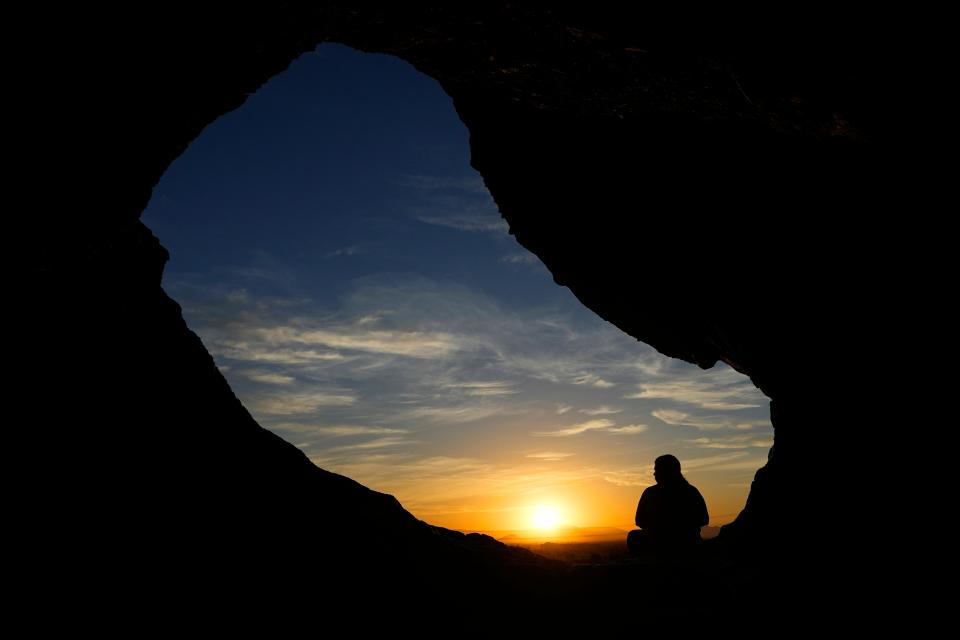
653, 454, 685, 484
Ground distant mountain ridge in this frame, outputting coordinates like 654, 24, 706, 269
475, 526, 630, 544
471, 524, 722, 544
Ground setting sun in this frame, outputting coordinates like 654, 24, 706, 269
531, 505, 563, 530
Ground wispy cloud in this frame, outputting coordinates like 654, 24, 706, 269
532, 419, 646, 437
573, 374, 616, 388
652, 409, 694, 425
687, 435, 773, 450
183, 275, 720, 410
606, 424, 648, 435
250, 325, 463, 359
212, 344, 345, 365
602, 470, 651, 487
241, 370, 296, 385
325, 244, 361, 259
678, 451, 752, 471
500, 253, 541, 265
581, 405, 622, 415
225, 289, 250, 304
696, 456, 769, 473
623, 374, 764, 410
401, 171, 508, 234
652, 409, 763, 431
441, 381, 518, 397
533, 419, 615, 437
400, 403, 512, 425
325, 436, 414, 453
245, 390, 358, 415
416, 213, 509, 234
268, 423, 406, 437
730, 420, 771, 430
396, 174, 489, 194
525, 452, 576, 461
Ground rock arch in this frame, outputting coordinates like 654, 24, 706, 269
20, 4, 889, 622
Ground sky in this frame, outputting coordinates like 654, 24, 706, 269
142, 43, 772, 537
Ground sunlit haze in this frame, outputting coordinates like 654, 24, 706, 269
531, 505, 563, 531
142, 44, 772, 540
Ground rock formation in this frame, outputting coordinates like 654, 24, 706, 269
17, 3, 901, 623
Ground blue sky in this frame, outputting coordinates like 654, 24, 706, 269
142, 43, 772, 534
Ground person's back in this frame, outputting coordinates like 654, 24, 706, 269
628, 454, 708, 556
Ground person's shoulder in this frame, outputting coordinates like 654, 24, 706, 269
686, 482, 706, 498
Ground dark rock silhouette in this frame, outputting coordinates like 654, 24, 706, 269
14, 2, 903, 626
628, 455, 709, 557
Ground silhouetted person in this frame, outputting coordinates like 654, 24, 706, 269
627, 454, 709, 557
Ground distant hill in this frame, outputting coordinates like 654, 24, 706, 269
473, 524, 722, 544
473, 526, 630, 544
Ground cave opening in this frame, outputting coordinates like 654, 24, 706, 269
141, 43, 772, 547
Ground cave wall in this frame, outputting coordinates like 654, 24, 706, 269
18, 2, 893, 606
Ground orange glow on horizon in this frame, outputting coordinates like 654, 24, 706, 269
309, 408, 761, 540
384, 475, 746, 542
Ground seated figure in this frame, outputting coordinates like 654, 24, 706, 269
627, 454, 709, 556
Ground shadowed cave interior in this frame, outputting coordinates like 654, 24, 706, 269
20, 4, 893, 627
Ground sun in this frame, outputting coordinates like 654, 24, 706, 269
530, 505, 562, 531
